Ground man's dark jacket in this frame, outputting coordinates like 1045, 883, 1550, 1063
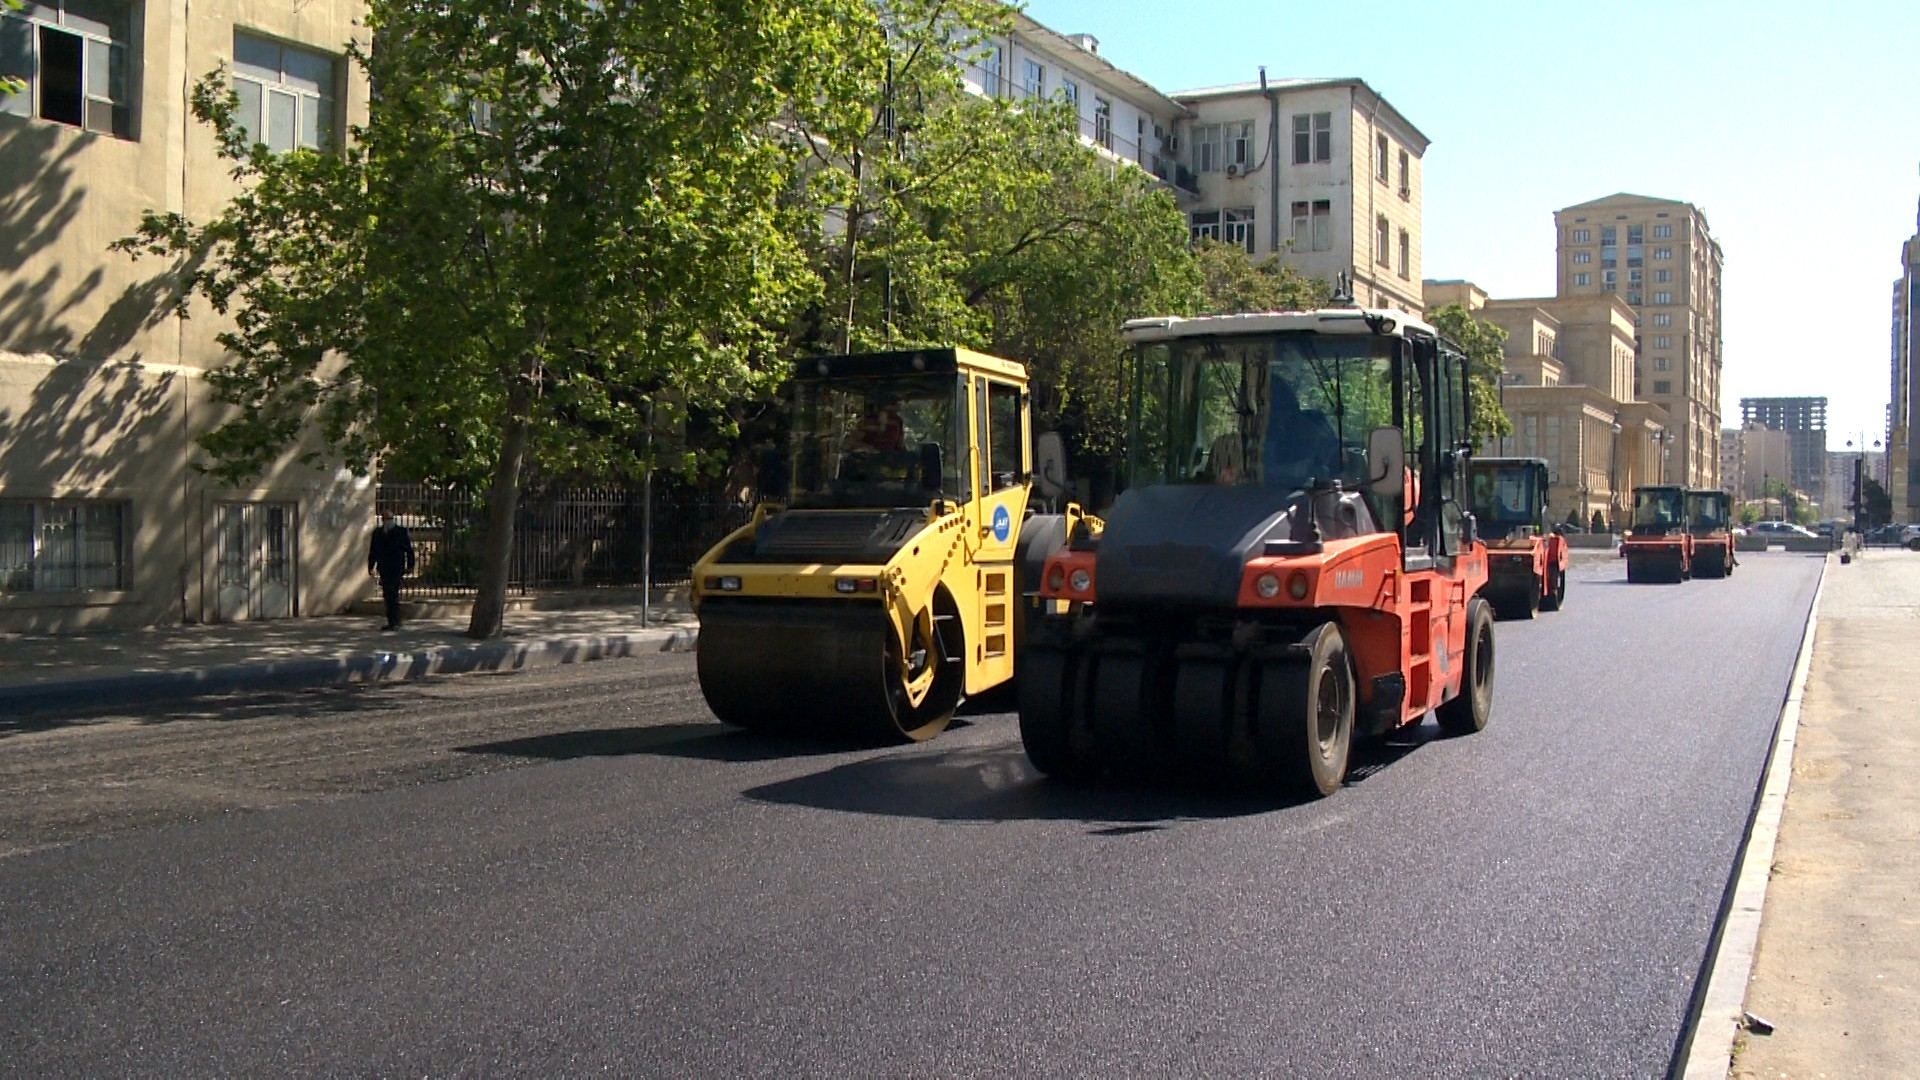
368, 524, 416, 580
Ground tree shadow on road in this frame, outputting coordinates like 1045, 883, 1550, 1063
454, 722, 870, 763
0, 682, 419, 739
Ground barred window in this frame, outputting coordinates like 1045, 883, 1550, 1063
0, 499, 127, 593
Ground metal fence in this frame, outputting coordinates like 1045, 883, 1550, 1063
375, 483, 753, 598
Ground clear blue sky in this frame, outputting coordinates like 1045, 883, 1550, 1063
1024, 0, 1920, 450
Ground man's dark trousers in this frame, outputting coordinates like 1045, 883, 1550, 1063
380, 573, 404, 629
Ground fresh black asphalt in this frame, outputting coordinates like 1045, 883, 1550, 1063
0, 553, 1823, 1077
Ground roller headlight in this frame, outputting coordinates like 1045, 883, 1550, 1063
1287, 573, 1310, 600
1068, 568, 1092, 593
1254, 573, 1281, 599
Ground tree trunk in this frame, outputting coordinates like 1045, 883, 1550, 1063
466, 398, 532, 640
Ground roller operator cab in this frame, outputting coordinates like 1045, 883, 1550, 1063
1018, 305, 1495, 798
1684, 489, 1736, 579
1468, 457, 1570, 619
1622, 485, 1694, 583
691, 347, 1094, 743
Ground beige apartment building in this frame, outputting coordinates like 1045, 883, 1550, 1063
1172, 78, 1428, 313
1553, 194, 1724, 490
1890, 205, 1919, 522
0, 0, 371, 632
1424, 280, 1669, 529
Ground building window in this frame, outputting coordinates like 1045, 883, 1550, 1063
1654, 247, 1672, 260
1572, 228, 1591, 243
1654, 356, 1671, 371
1189, 209, 1221, 244
1375, 132, 1389, 181
979, 44, 1003, 96
1228, 121, 1252, 169
1654, 268, 1671, 283
1290, 199, 1332, 252
0, 499, 126, 593
1574, 272, 1590, 287
1600, 226, 1616, 244
1375, 215, 1389, 267
1397, 228, 1410, 279
1058, 77, 1077, 109
1574, 251, 1591, 264
1626, 224, 1643, 244
1653, 223, 1673, 239
1652, 313, 1673, 328
0, 0, 134, 138
1653, 380, 1673, 395
233, 31, 338, 152
1397, 148, 1410, 197
1654, 291, 1672, 304
1628, 268, 1643, 284
1022, 58, 1044, 98
1223, 207, 1255, 253
1291, 111, 1330, 163
1627, 291, 1642, 306
1655, 335, 1672, 349
1601, 269, 1616, 288
1192, 123, 1221, 173
1093, 96, 1111, 149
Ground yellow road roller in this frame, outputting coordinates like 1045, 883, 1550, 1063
692, 347, 1095, 742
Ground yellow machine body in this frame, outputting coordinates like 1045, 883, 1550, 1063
692, 347, 1089, 742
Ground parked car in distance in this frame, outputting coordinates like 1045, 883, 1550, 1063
1750, 520, 1818, 540
1864, 523, 1906, 546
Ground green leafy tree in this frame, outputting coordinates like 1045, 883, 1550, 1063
1192, 240, 1327, 315
791, 4, 1199, 474
1425, 303, 1512, 447
1862, 474, 1893, 526
118, 0, 880, 638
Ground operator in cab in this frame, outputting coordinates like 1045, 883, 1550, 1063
1262, 376, 1342, 490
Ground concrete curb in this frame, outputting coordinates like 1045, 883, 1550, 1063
0, 625, 700, 719
1676, 555, 1828, 1078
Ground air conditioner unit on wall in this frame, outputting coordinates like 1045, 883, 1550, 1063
1225, 164, 1240, 178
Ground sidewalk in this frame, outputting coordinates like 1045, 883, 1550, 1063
1731, 549, 1920, 1077
0, 597, 696, 719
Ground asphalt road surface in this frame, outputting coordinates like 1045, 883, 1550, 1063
0, 552, 1823, 1077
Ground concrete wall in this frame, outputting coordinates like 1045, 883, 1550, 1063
0, 0, 372, 632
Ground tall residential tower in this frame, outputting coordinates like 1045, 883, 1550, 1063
1553, 194, 1724, 490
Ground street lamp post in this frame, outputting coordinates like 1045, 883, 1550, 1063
1607, 414, 1623, 532
1846, 435, 1883, 533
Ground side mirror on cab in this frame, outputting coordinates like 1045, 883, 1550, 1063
1034, 431, 1070, 502
1365, 426, 1405, 498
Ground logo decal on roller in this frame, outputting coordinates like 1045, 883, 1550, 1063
992, 505, 1011, 542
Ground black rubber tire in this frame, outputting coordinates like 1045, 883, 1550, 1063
1017, 647, 1082, 778
1437, 597, 1495, 736
1171, 653, 1238, 781
1254, 623, 1355, 798
1540, 566, 1566, 611
1626, 560, 1642, 584
1088, 647, 1165, 778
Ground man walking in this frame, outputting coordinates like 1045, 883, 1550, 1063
367, 512, 416, 631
